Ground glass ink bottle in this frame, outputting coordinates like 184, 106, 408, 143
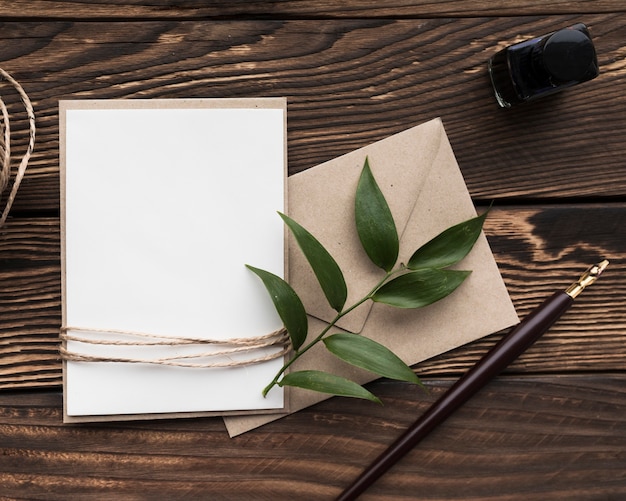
488, 23, 599, 108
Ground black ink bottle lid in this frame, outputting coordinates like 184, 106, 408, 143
488, 23, 599, 108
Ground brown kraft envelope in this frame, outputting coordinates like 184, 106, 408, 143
224, 117, 520, 436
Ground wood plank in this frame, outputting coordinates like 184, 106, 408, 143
0, 218, 61, 390
1, 15, 625, 213
1, 205, 624, 390
0, 1, 625, 20
421, 203, 626, 375
0, 375, 624, 500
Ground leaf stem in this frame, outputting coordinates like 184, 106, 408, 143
262, 270, 395, 397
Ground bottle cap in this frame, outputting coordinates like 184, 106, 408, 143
543, 28, 596, 82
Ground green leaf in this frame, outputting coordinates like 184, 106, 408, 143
372, 268, 471, 309
278, 370, 382, 404
278, 212, 347, 312
407, 211, 488, 270
323, 333, 420, 384
355, 157, 399, 272
246, 265, 308, 351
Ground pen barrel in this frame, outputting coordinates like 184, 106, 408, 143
337, 291, 573, 501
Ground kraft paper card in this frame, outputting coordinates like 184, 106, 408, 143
60, 98, 288, 422
224, 117, 519, 436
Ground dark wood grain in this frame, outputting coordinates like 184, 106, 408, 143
0, 218, 60, 390
1, 15, 626, 214
1, 6, 625, 500
0, 1, 625, 20
1, 376, 624, 500
1, 206, 624, 390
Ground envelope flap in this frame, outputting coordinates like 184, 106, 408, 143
287, 118, 446, 332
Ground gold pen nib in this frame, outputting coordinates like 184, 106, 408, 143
565, 259, 609, 298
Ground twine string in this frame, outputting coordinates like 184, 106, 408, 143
0, 67, 36, 228
60, 326, 291, 368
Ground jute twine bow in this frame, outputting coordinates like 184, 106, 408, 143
0, 67, 36, 228
59, 326, 291, 368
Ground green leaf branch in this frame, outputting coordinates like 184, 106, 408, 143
247, 157, 488, 403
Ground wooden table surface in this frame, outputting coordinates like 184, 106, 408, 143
1, 2, 625, 500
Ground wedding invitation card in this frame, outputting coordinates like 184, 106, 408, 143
60, 98, 287, 422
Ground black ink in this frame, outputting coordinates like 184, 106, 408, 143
488, 23, 599, 108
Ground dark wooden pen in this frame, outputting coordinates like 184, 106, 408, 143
337, 260, 609, 500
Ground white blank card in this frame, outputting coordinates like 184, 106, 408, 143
60, 98, 287, 421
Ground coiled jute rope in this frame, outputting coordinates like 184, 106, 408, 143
0, 67, 36, 228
